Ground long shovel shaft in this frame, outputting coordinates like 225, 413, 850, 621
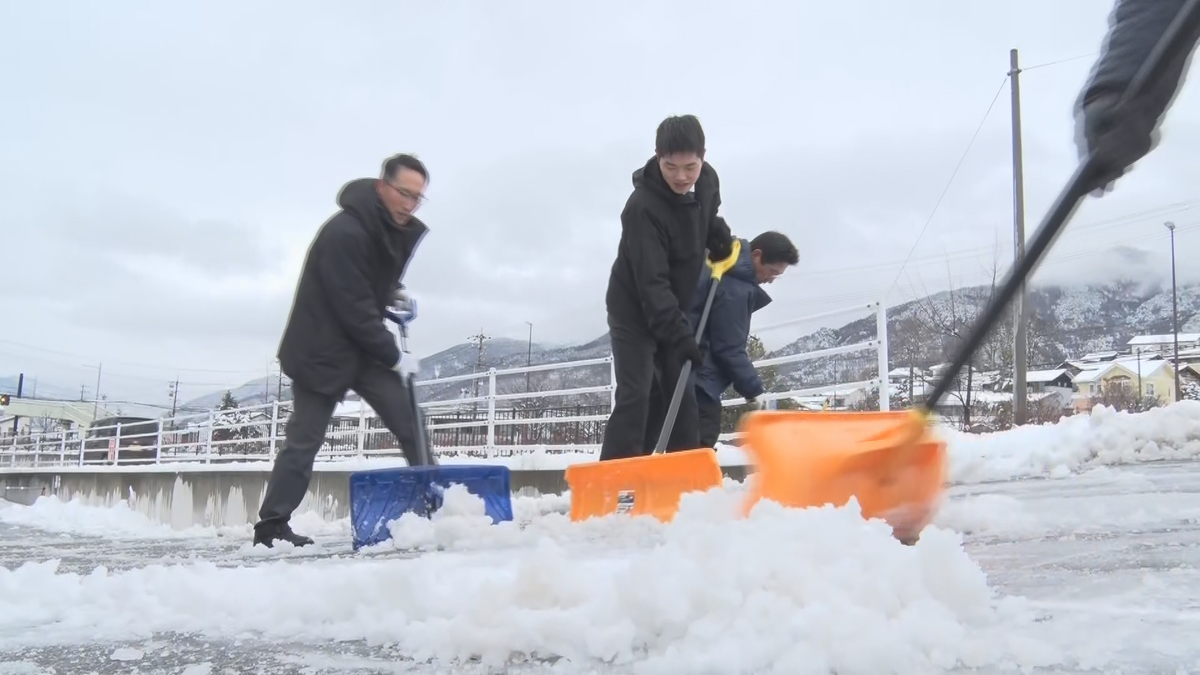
652, 276, 721, 455
925, 0, 1200, 410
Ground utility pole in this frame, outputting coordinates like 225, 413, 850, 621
1135, 349, 1143, 398
525, 321, 534, 393
468, 328, 491, 402
11, 373, 23, 434
91, 362, 103, 418
1009, 48, 1029, 426
1166, 221, 1181, 401
168, 379, 180, 419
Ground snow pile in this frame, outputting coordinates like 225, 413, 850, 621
0, 494, 346, 542
715, 401, 1200, 485
0, 489, 571, 545
0, 487, 1058, 672
946, 401, 1200, 484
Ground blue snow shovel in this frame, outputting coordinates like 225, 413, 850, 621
347, 312, 513, 551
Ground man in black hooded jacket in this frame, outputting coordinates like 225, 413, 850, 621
1076, 0, 1200, 194
599, 114, 735, 461
254, 153, 430, 548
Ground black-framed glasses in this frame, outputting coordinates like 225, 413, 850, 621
386, 181, 427, 206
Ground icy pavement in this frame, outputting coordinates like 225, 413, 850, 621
1, 402, 1199, 674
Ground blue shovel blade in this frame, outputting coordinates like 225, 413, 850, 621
348, 465, 513, 550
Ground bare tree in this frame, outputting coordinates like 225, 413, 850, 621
1089, 378, 1163, 413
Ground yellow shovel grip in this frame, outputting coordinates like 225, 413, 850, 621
708, 239, 741, 281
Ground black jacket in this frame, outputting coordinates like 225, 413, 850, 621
686, 238, 771, 401
277, 178, 428, 396
1077, 0, 1200, 132
605, 157, 734, 349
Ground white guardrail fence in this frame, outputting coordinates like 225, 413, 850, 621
1, 302, 890, 469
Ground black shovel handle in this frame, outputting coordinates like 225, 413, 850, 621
925, 0, 1200, 410
385, 312, 437, 467
652, 275, 722, 455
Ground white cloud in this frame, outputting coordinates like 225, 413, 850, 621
1, 0, 1199, 406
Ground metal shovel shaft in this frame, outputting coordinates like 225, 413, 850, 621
652, 276, 721, 455
925, 0, 1200, 410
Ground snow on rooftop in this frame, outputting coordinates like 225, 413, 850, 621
1127, 333, 1200, 346
1, 402, 1199, 669
1025, 369, 1068, 383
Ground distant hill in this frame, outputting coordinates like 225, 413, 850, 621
0, 376, 80, 401
12, 279, 1196, 417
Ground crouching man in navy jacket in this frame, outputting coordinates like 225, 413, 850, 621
686, 230, 799, 448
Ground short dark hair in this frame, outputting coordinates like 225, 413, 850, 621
655, 115, 706, 158
381, 153, 429, 183
750, 231, 799, 266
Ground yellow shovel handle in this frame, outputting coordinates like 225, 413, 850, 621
707, 239, 741, 281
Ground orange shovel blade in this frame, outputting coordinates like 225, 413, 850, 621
565, 448, 724, 523
738, 410, 948, 543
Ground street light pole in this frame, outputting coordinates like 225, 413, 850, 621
1165, 221, 1181, 402
525, 321, 533, 393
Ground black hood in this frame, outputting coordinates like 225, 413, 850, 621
632, 156, 697, 205
334, 178, 429, 270
336, 178, 391, 239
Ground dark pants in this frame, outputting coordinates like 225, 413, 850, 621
257, 362, 426, 526
696, 388, 724, 448
599, 318, 699, 461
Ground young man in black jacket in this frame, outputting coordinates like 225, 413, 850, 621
254, 154, 429, 548
599, 115, 735, 461
1076, 0, 1200, 195
688, 231, 799, 448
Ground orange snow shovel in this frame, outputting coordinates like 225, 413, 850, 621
566, 240, 743, 522
734, 2, 1200, 543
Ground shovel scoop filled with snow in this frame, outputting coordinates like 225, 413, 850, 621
348, 465, 514, 550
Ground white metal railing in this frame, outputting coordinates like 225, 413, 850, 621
0, 301, 890, 469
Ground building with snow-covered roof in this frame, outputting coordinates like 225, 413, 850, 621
1127, 333, 1200, 357
1071, 358, 1178, 411
1025, 369, 1072, 389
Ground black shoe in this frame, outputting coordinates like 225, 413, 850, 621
253, 520, 314, 548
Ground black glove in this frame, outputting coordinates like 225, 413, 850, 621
1076, 91, 1159, 196
675, 335, 704, 370
707, 216, 734, 262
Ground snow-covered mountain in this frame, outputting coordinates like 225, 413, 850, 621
162, 279, 1196, 412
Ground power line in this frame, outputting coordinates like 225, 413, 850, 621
805, 199, 1198, 283
886, 76, 1009, 297
1023, 52, 1099, 72
0, 339, 265, 375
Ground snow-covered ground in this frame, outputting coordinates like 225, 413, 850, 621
1, 402, 1199, 674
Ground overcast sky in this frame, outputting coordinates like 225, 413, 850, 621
2, 0, 1199, 409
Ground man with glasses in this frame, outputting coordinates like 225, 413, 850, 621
688, 230, 799, 449
254, 153, 430, 548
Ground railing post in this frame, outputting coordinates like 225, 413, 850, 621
154, 419, 164, 464
205, 411, 214, 464
876, 300, 890, 411
486, 369, 497, 454
113, 422, 122, 465
58, 430, 67, 467
609, 357, 617, 410
356, 402, 366, 459
8, 435, 15, 467
34, 434, 42, 468
78, 427, 86, 466
268, 400, 279, 457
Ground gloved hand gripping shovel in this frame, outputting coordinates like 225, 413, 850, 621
394, 320, 437, 467
736, 6, 1200, 544
565, 240, 743, 523
345, 309, 513, 551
